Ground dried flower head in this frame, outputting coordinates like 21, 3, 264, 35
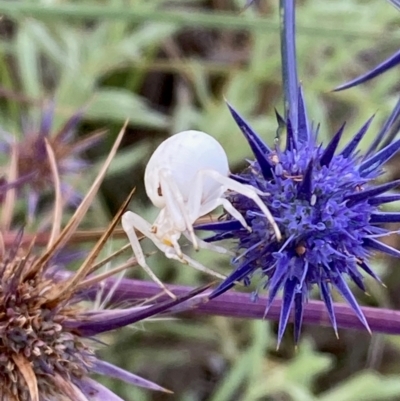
197, 3, 400, 345
0, 102, 102, 218
0, 124, 205, 400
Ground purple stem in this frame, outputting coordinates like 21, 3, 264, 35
100, 278, 400, 335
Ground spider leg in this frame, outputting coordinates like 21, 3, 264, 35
186, 169, 252, 232
199, 197, 251, 232
182, 231, 234, 256
164, 248, 227, 280
159, 169, 199, 251
121, 211, 176, 298
194, 170, 282, 241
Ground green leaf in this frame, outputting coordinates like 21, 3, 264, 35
320, 372, 400, 401
285, 340, 333, 388
86, 88, 169, 128
15, 24, 41, 109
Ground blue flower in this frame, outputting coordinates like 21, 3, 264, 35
197, 1, 400, 345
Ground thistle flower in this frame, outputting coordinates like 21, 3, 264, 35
0, 102, 102, 218
0, 235, 203, 401
197, 1, 400, 345
0, 124, 206, 400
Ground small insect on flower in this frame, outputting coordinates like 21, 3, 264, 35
122, 130, 281, 297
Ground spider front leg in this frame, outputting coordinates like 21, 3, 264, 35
158, 169, 199, 251
121, 211, 176, 298
182, 231, 234, 256
189, 170, 282, 241
164, 248, 227, 280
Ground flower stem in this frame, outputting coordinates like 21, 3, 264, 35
103, 278, 400, 335
280, 0, 298, 132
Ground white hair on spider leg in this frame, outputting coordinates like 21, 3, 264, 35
121, 130, 281, 298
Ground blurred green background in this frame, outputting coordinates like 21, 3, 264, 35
1, 0, 400, 400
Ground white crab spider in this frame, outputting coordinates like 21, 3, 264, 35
122, 130, 281, 297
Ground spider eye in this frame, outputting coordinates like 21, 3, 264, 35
157, 186, 163, 196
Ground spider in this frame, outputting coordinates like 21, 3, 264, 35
122, 130, 281, 297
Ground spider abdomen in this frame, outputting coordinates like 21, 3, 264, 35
144, 130, 229, 207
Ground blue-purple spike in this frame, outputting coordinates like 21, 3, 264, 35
334, 49, 400, 92
363, 238, 400, 258
210, 259, 257, 299
275, 108, 286, 140
203, 232, 235, 243
297, 159, 314, 201
293, 292, 305, 344
366, 98, 400, 156
346, 265, 366, 292
332, 273, 371, 333
267, 263, 288, 305
378, 97, 400, 151
92, 360, 168, 392
319, 280, 338, 336
358, 260, 384, 284
195, 220, 242, 232
389, 0, 400, 10
345, 179, 400, 204
226, 102, 274, 180
230, 173, 251, 184
277, 278, 297, 346
285, 118, 297, 151
297, 86, 310, 143
0, 173, 36, 193
76, 284, 209, 336
368, 194, 400, 205
320, 124, 345, 167
370, 212, 400, 223
340, 117, 374, 158
56, 108, 85, 141
297, 159, 313, 201
359, 138, 400, 176
226, 102, 271, 154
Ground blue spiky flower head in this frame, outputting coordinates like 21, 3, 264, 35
197, 1, 400, 345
